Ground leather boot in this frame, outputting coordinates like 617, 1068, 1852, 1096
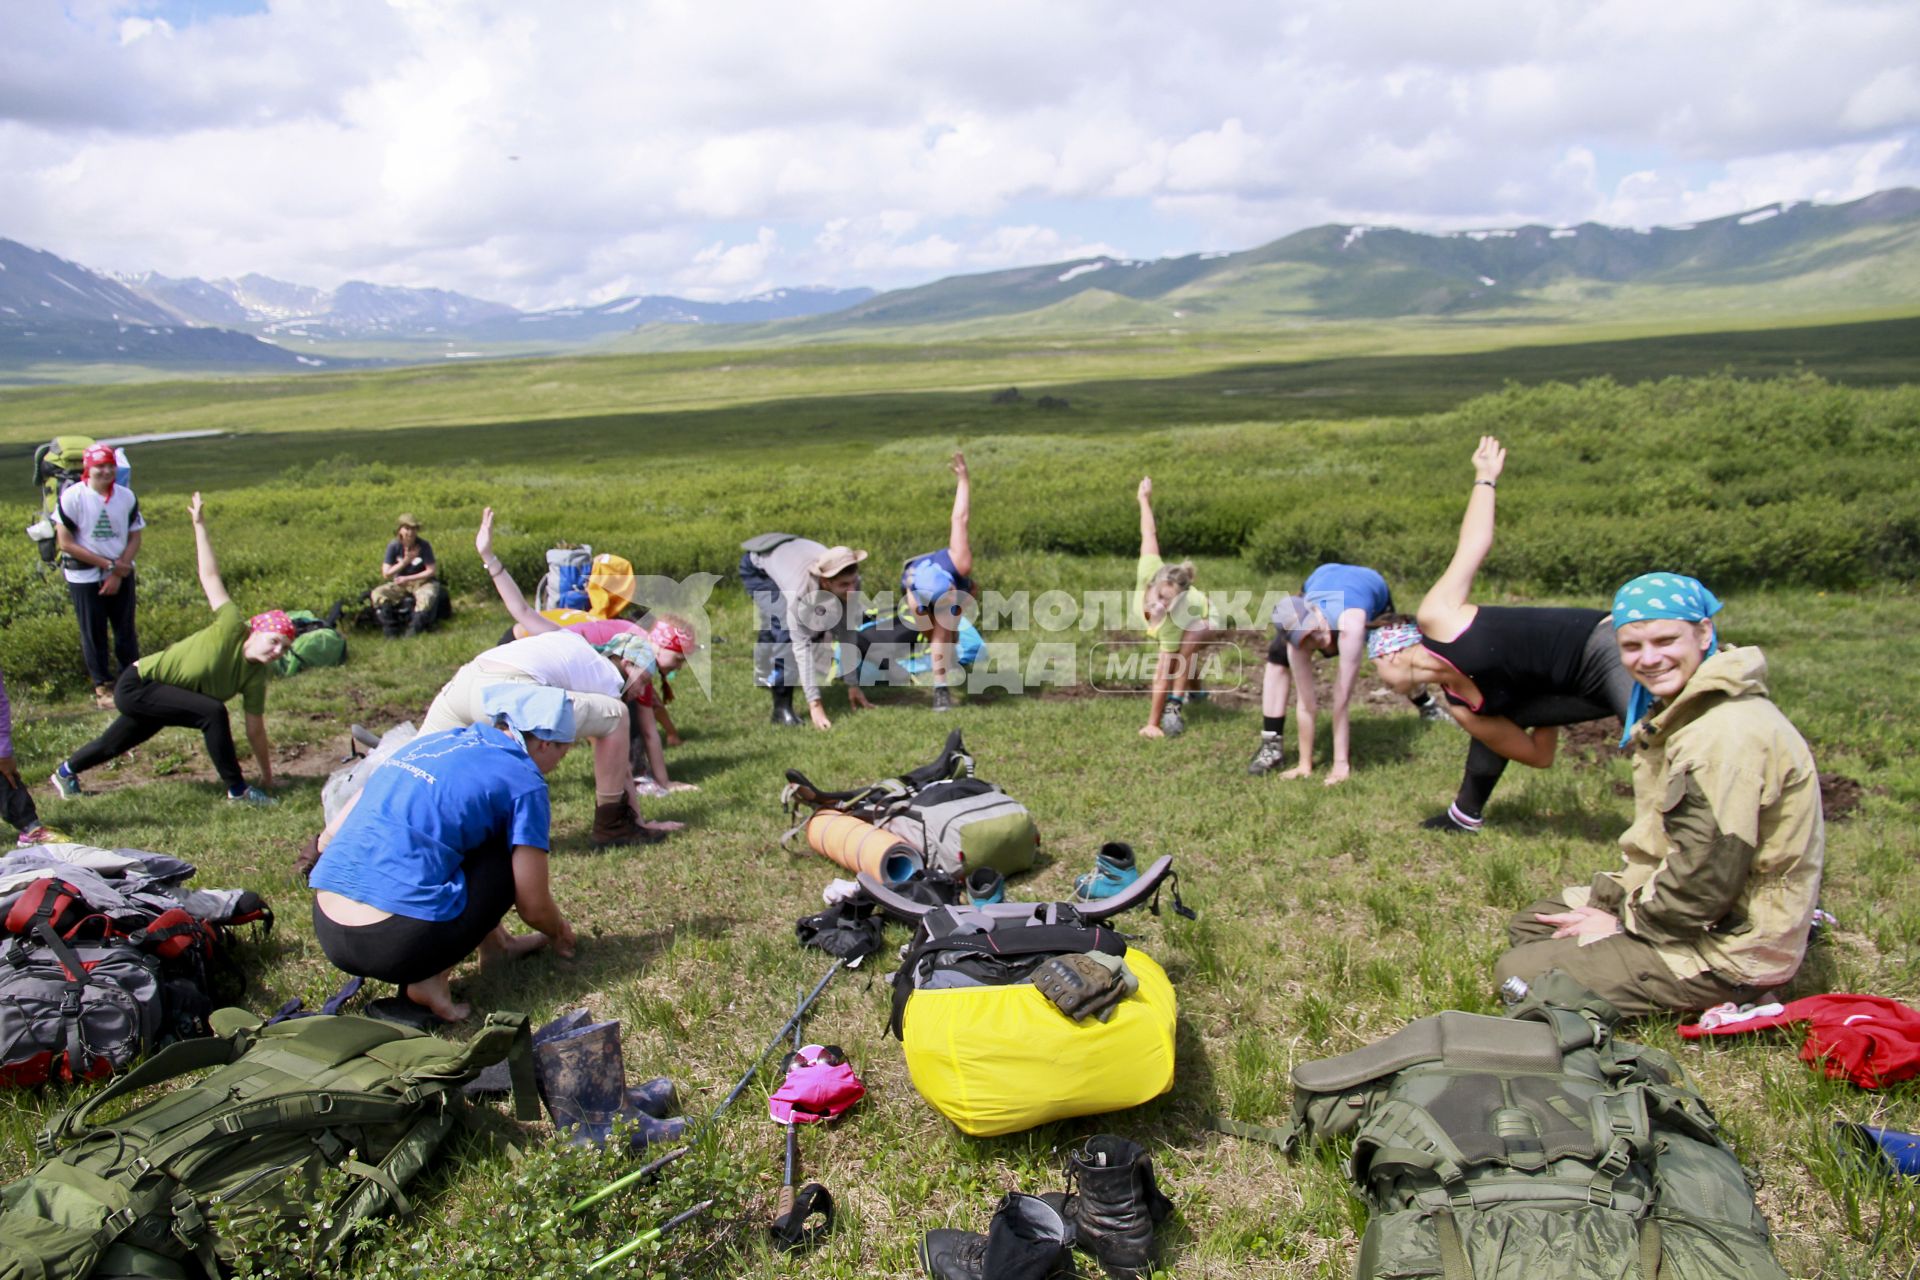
770, 686, 803, 727
375, 604, 403, 638
1058, 1135, 1172, 1278
920, 1192, 1072, 1280
591, 800, 666, 847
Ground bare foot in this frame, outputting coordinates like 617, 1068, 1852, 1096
1279, 763, 1312, 780
501, 931, 549, 958
404, 976, 470, 1023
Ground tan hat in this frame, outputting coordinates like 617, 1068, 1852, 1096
395, 513, 422, 531
811, 546, 869, 578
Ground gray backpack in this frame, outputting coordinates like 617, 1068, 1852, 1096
1281, 974, 1789, 1280
0, 933, 162, 1088
879, 783, 1039, 877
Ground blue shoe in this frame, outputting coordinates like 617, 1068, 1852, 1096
1074, 842, 1140, 902
49, 764, 84, 800
965, 867, 1005, 906
227, 785, 278, 807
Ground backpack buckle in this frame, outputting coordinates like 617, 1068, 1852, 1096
103, 1207, 138, 1236
312, 1092, 335, 1115
126, 1156, 155, 1181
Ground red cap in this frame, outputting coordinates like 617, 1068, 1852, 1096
83, 445, 117, 472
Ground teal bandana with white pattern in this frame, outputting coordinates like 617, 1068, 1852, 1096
1612, 572, 1723, 745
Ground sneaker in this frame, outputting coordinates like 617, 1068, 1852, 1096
1075, 842, 1141, 903
226, 786, 278, 807
1159, 702, 1185, 737
49, 765, 83, 800
932, 685, 953, 713
15, 824, 69, 847
1246, 734, 1286, 775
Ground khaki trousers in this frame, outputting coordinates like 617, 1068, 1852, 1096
1495, 897, 1764, 1018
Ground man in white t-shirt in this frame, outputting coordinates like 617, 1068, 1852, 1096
56, 445, 144, 709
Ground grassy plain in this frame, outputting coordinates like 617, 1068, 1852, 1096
0, 319, 1916, 1278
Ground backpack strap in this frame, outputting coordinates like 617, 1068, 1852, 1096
42, 1033, 243, 1152
1431, 1207, 1473, 1280
26, 921, 104, 1082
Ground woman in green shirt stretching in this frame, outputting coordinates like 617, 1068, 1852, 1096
53, 493, 294, 806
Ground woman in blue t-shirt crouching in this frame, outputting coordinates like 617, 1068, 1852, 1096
308, 688, 580, 1023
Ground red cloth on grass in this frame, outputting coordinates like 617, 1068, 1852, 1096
1679, 993, 1920, 1089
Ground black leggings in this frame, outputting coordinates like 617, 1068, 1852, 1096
311, 837, 516, 986
67, 665, 246, 793
1453, 621, 1635, 819
2, 771, 39, 835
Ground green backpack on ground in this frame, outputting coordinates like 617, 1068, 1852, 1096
1282, 973, 1789, 1280
273, 611, 347, 677
0, 1007, 535, 1280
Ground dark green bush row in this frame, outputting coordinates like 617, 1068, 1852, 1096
3, 373, 1915, 693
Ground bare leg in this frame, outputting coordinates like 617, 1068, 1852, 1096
405, 968, 471, 1023
930, 617, 957, 690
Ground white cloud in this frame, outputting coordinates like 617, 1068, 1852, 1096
0, 0, 1913, 305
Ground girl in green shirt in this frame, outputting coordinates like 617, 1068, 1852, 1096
1134, 476, 1219, 738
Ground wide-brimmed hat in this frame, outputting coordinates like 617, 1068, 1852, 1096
811, 546, 868, 579
395, 513, 422, 531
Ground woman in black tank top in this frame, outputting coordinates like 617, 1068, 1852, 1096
1371, 438, 1633, 832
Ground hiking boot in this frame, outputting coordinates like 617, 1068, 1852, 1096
1074, 843, 1140, 904
1246, 734, 1286, 775
1060, 1134, 1173, 1279
770, 686, 803, 727
932, 685, 954, 713
375, 605, 404, 639
15, 824, 69, 847
591, 801, 667, 847
227, 785, 278, 807
49, 763, 83, 800
965, 866, 1005, 907
1158, 702, 1185, 737
920, 1192, 1072, 1280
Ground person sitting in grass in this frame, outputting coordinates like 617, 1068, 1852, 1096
1494, 574, 1824, 1016
475, 507, 697, 799
52, 493, 291, 807
370, 513, 446, 638
1369, 437, 1634, 832
1134, 476, 1220, 739
738, 534, 874, 730
1, 665, 68, 846
900, 451, 976, 713
310, 687, 579, 1024
1250, 564, 1447, 781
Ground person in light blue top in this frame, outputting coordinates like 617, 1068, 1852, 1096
309, 686, 580, 1023
1249, 564, 1442, 781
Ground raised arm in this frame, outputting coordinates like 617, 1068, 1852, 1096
1137, 476, 1159, 559
1417, 437, 1505, 633
476, 508, 558, 635
187, 493, 231, 611
948, 452, 973, 577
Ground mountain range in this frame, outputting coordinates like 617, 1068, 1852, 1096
3, 187, 1917, 378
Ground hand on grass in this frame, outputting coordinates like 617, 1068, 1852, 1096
847, 687, 874, 711
663, 732, 683, 747
664, 780, 698, 793
1472, 436, 1506, 484
1536, 906, 1621, 945
550, 919, 576, 960
1138, 723, 1164, 739
810, 703, 833, 731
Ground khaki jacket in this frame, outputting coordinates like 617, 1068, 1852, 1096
1570, 646, 1824, 986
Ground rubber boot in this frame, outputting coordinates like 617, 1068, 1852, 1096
1059, 1134, 1172, 1279
591, 800, 666, 847
624, 1075, 678, 1118
375, 604, 403, 639
920, 1192, 1071, 1280
770, 686, 803, 727
1074, 843, 1140, 903
535, 1020, 628, 1146
466, 1007, 595, 1099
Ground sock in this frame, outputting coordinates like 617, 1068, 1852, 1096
1262, 714, 1285, 736
1446, 802, 1484, 831
57, 761, 75, 779
1453, 771, 1497, 820
228, 785, 249, 798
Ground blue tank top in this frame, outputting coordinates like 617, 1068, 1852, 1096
1302, 564, 1394, 625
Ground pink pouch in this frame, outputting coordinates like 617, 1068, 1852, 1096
769, 1044, 865, 1124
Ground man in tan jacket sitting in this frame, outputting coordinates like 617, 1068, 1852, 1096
1495, 572, 1824, 1016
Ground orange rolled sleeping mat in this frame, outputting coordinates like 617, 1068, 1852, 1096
805, 811, 924, 886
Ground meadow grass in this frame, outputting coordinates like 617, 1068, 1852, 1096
0, 329, 1916, 1278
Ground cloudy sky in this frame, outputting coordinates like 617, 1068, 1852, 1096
3, 0, 1916, 309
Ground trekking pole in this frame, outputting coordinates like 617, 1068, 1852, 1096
562, 1146, 693, 1220
702, 957, 843, 1131
583, 1198, 714, 1273
769, 986, 834, 1253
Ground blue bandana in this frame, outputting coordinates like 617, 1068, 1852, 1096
1366, 622, 1423, 661
1612, 572, 1723, 746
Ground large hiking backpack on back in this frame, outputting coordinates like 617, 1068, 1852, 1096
0, 1007, 535, 1280
888, 903, 1176, 1137
783, 730, 1039, 877
1284, 973, 1790, 1280
533, 544, 595, 613
25, 437, 127, 566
